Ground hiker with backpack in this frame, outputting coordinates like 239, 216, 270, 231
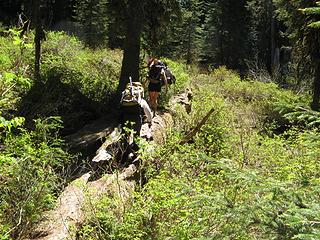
146, 57, 168, 115
119, 77, 153, 163
120, 77, 152, 138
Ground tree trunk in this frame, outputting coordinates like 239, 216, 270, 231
33, 0, 41, 81
270, 0, 275, 77
311, 62, 320, 110
117, 0, 143, 96
186, 20, 192, 65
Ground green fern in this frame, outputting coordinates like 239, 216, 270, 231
300, 2, 320, 28
283, 107, 320, 127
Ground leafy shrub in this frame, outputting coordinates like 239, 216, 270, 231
41, 31, 122, 102
161, 58, 192, 92
0, 28, 33, 73
77, 67, 320, 239
0, 116, 76, 239
0, 29, 33, 117
0, 30, 124, 135
0, 72, 32, 115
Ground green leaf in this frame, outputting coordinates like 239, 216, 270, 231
308, 21, 320, 28
13, 36, 22, 46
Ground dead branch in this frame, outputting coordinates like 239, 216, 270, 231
179, 108, 215, 145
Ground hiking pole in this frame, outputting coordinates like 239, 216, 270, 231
129, 76, 133, 96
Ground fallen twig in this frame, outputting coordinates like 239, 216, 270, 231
179, 108, 215, 145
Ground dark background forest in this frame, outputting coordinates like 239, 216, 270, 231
1, 0, 320, 109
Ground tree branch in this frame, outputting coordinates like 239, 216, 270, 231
179, 108, 215, 145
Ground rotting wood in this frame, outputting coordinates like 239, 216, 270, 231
169, 88, 192, 114
65, 115, 119, 151
179, 107, 215, 145
26, 164, 138, 240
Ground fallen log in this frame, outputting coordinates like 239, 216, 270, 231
91, 126, 122, 163
27, 89, 192, 240
27, 172, 91, 240
26, 164, 138, 240
64, 114, 119, 152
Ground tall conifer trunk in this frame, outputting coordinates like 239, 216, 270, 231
117, 0, 143, 96
33, 0, 41, 81
311, 61, 320, 110
270, 0, 275, 77
310, 29, 320, 110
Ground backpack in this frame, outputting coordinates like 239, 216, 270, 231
148, 60, 165, 83
164, 67, 176, 85
120, 81, 144, 107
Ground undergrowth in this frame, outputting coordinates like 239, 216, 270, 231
0, 28, 193, 239
0, 117, 77, 239
2, 27, 320, 239
0, 29, 121, 238
41, 31, 122, 102
77, 66, 320, 239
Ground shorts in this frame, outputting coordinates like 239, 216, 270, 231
148, 82, 162, 92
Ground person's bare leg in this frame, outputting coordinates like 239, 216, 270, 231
148, 92, 154, 111
153, 92, 159, 115
149, 91, 159, 115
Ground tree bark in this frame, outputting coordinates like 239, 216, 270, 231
311, 62, 320, 110
117, 0, 144, 97
270, 0, 275, 77
33, 0, 41, 81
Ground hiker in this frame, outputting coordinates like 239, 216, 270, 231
120, 78, 152, 137
119, 78, 153, 162
120, 77, 152, 136
146, 57, 168, 115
